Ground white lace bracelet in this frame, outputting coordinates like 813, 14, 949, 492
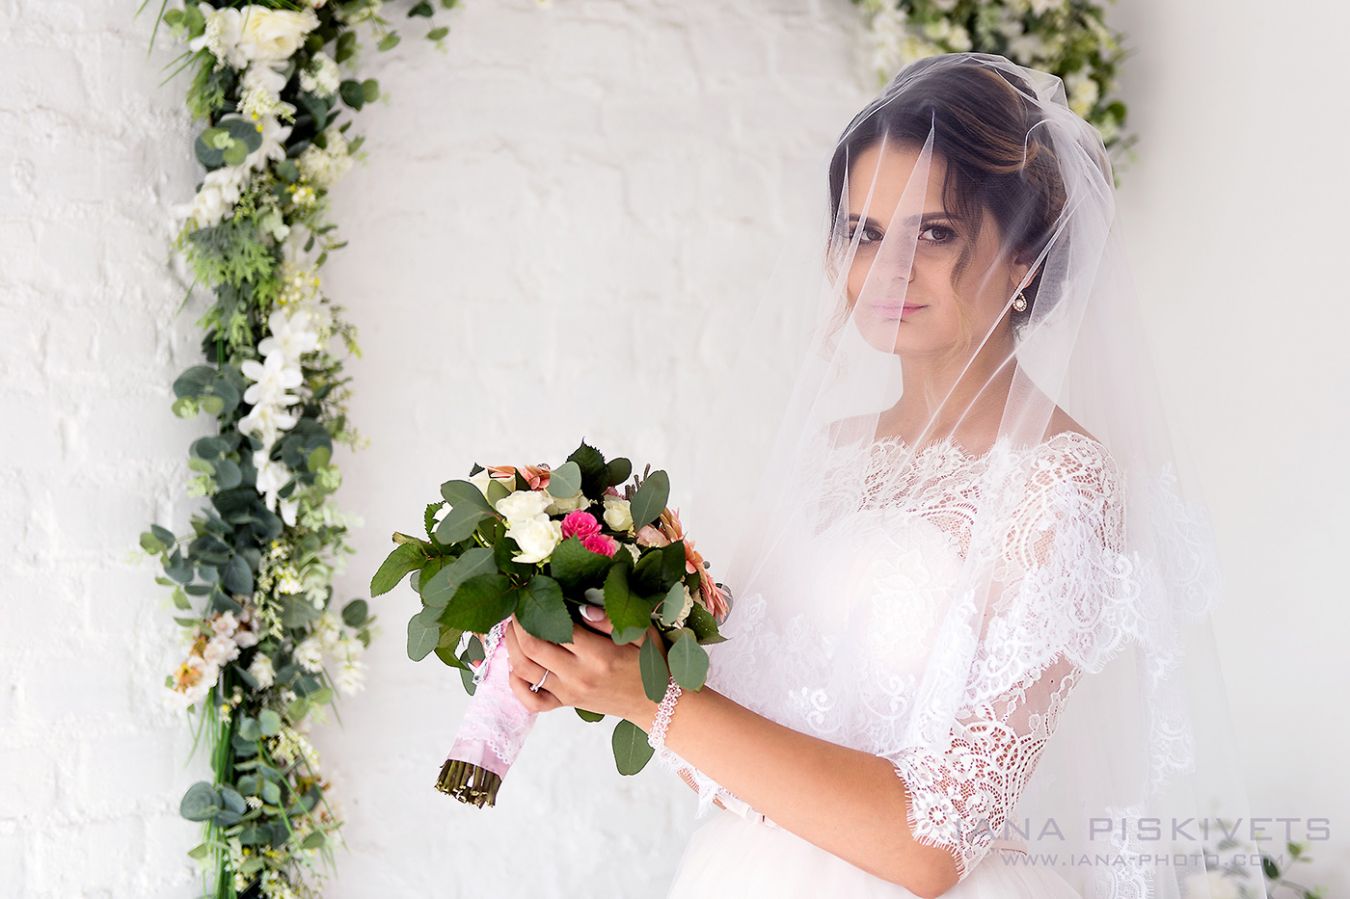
647, 675, 683, 752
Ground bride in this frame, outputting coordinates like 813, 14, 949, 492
501, 53, 1266, 899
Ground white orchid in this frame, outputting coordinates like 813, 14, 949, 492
241, 352, 302, 408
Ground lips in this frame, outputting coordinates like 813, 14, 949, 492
871, 302, 927, 318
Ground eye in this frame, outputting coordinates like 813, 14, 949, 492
846, 226, 883, 244
920, 224, 955, 244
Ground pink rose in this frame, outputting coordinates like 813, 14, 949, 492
560, 510, 602, 540
580, 533, 618, 557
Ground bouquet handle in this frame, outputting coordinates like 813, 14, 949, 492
435, 619, 539, 807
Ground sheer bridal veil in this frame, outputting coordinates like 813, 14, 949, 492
672, 52, 1271, 899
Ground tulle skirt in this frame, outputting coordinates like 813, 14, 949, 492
667, 807, 1083, 898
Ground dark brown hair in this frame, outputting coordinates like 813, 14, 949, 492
828, 55, 1067, 336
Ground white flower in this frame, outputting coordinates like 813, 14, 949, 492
602, 495, 633, 532
675, 584, 695, 628
296, 138, 353, 189
242, 115, 292, 171
495, 489, 553, 525
1066, 70, 1101, 118
233, 625, 259, 650
237, 400, 299, 447
238, 60, 295, 125
211, 612, 239, 638
299, 51, 341, 98
238, 6, 320, 64
247, 650, 275, 685
203, 634, 241, 667
278, 496, 299, 528
506, 516, 563, 564
469, 468, 494, 499
189, 4, 249, 70
259, 307, 321, 361
544, 488, 588, 515
1028, 0, 1064, 15
184, 164, 249, 229
294, 637, 324, 673
241, 352, 302, 408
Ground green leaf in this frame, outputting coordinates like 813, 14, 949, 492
667, 629, 709, 690
361, 77, 381, 101
639, 634, 671, 702
546, 460, 582, 498
629, 470, 670, 528
434, 502, 492, 546
517, 575, 573, 644
301, 831, 325, 850
187, 842, 209, 860
611, 719, 654, 775
372, 542, 424, 598
261, 780, 282, 805
427, 26, 449, 40
441, 479, 495, 513
682, 599, 725, 643
339, 79, 365, 110
420, 547, 495, 612
237, 716, 260, 741
548, 536, 613, 590
179, 782, 219, 822
603, 564, 653, 645
657, 582, 685, 627
407, 607, 441, 662
222, 554, 252, 595
575, 708, 605, 723
258, 709, 282, 737
604, 457, 632, 488
140, 531, 165, 554
342, 598, 369, 628
440, 573, 517, 634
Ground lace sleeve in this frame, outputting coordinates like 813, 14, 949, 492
888, 433, 1133, 882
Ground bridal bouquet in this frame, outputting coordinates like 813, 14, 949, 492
371, 439, 733, 808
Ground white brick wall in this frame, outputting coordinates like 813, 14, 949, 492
4, 0, 1347, 895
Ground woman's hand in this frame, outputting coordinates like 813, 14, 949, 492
502, 604, 668, 724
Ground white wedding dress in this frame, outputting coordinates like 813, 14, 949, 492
662, 431, 1128, 898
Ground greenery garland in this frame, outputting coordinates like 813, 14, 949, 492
135, 2, 1129, 896
137, 2, 459, 896
854, 0, 1136, 169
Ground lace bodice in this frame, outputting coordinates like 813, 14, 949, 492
655, 430, 1137, 883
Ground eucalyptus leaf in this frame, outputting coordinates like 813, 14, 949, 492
639, 634, 671, 702
628, 470, 670, 528
602, 564, 653, 645
611, 719, 655, 776
179, 782, 219, 822
546, 460, 582, 498
407, 606, 441, 662
667, 629, 709, 690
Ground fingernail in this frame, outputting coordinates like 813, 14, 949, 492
580, 603, 602, 621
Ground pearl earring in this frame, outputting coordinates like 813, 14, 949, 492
1012, 289, 1028, 312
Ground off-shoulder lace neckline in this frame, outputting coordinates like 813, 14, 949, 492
867, 428, 1110, 465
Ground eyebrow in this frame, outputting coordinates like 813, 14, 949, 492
846, 211, 959, 228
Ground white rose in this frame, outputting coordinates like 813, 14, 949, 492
203, 634, 241, 667
495, 489, 553, 525
238, 6, 320, 64
507, 517, 563, 565
545, 488, 589, 515
675, 584, 695, 627
469, 469, 494, 500
602, 495, 633, 532
247, 652, 276, 689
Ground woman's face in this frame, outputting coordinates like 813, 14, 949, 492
839, 141, 1030, 359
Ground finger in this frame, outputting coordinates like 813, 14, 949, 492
504, 624, 549, 683
510, 615, 578, 670
508, 668, 562, 712
578, 603, 614, 635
